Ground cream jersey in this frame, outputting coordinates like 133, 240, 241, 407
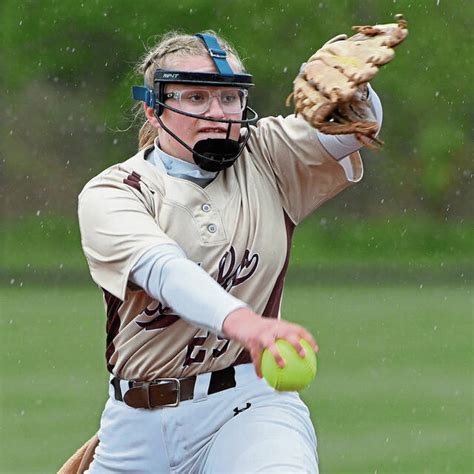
78, 114, 363, 381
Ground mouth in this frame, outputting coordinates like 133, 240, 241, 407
198, 127, 227, 134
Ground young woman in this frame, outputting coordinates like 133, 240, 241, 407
75, 30, 382, 473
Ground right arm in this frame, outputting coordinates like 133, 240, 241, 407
129, 246, 318, 375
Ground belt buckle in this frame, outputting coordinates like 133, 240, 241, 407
156, 378, 181, 407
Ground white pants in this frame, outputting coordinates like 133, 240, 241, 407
86, 364, 318, 473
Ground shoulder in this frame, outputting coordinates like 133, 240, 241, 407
79, 146, 164, 200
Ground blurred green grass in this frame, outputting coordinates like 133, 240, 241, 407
1, 284, 472, 473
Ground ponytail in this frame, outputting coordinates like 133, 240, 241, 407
138, 120, 159, 150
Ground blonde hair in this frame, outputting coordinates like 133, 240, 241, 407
136, 31, 245, 150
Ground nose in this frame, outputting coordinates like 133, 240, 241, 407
205, 95, 226, 118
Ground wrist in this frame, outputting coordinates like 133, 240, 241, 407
222, 307, 261, 342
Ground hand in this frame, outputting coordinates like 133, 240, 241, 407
222, 308, 319, 378
286, 14, 408, 145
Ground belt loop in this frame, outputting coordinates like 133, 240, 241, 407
192, 372, 212, 402
110, 377, 123, 401
141, 382, 151, 409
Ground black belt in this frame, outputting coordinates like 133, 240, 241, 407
111, 366, 236, 409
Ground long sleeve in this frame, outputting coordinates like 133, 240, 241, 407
129, 244, 248, 335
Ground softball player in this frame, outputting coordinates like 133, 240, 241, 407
75, 30, 382, 473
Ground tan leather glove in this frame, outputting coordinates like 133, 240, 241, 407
287, 14, 408, 146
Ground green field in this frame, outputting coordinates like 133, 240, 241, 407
1, 283, 472, 473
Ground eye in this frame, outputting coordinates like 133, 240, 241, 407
221, 92, 239, 104
183, 91, 207, 103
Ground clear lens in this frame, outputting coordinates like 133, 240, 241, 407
167, 89, 247, 114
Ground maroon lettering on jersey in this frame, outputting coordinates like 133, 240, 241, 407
143, 301, 169, 316
123, 171, 142, 191
217, 246, 259, 291
183, 335, 208, 366
103, 289, 124, 373
182, 333, 230, 368
136, 314, 180, 331
136, 301, 180, 331
212, 336, 230, 359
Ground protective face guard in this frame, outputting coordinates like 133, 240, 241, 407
132, 33, 259, 172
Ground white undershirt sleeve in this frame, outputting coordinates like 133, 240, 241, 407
315, 84, 383, 162
129, 244, 248, 335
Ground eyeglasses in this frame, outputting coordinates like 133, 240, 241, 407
163, 88, 248, 115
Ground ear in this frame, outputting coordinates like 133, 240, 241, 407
144, 104, 160, 129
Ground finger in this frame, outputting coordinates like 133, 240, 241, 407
267, 342, 285, 368
250, 347, 264, 378
324, 33, 348, 46
296, 328, 319, 353
285, 335, 306, 358
272, 321, 318, 356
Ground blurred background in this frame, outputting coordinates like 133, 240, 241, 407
1, 0, 472, 472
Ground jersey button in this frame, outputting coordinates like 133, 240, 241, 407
202, 203, 211, 212
207, 223, 217, 233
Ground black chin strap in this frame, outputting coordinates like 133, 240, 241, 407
155, 110, 255, 172
193, 139, 241, 172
